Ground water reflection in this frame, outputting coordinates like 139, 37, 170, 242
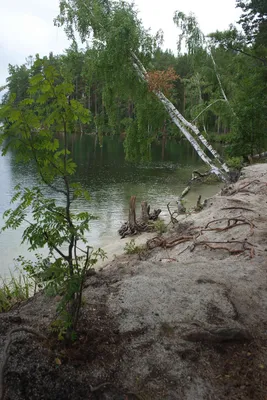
0, 135, 220, 275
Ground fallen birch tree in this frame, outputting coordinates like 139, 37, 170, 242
57, 0, 230, 182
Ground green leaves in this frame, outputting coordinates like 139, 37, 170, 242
0, 56, 105, 338
173, 11, 205, 55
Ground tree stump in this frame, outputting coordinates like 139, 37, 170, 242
128, 196, 137, 232
118, 197, 161, 238
140, 201, 149, 224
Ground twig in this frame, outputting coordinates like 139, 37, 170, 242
89, 382, 112, 392
230, 180, 260, 195
167, 202, 178, 224
0, 327, 46, 400
221, 207, 255, 212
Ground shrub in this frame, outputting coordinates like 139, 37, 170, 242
124, 239, 145, 255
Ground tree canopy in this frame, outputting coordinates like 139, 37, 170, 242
1, 0, 267, 167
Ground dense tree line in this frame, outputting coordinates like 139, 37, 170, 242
1, 0, 267, 162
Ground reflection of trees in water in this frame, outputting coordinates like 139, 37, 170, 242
1, 134, 221, 274
5, 135, 205, 197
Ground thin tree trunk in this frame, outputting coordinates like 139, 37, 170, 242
77, 4, 229, 181
128, 196, 137, 231
132, 53, 229, 181
140, 201, 149, 224
155, 90, 227, 179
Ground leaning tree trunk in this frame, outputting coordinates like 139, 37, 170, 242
60, 2, 229, 183
131, 52, 229, 182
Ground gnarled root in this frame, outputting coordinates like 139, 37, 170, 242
119, 196, 161, 238
0, 327, 46, 400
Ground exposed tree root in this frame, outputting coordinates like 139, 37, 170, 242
147, 235, 194, 250
190, 240, 255, 257
202, 217, 255, 235
89, 382, 112, 392
147, 211, 256, 258
167, 202, 179, 225
0, 327, 46, 400
221, 207, 255, 212
183, 326, 252, 343
147, 234, 255, 258
119, 196, 161, 238
229, 180, 260, 196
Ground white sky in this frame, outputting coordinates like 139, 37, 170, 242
0, 0, 241, 85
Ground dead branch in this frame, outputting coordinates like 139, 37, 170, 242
167, 202, 179, 225
229, 180, 260, 195
226, 198, 244, 203
181, 186, 190, 198
0, 327, 46, 400
90, 382, 112, 392
221, 207, 255, 212
177, 197, 186, 214
146, 234, 255, 257
250, 151, 267, 160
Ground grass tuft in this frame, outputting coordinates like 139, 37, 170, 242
0, 269, 36, 312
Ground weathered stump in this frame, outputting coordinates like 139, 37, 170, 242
118, 197, 161, 238
129, 196, 137, 232
140, 201, 149, 224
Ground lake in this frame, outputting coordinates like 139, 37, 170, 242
0, 134, 222, 275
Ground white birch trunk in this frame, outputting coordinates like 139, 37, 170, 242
79, 4, 229, 180
154, 91, 227, 180
132, 53, 229, 181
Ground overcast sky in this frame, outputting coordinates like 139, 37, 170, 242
0, 0, 241, 85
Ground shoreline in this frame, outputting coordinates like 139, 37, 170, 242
1, 163, 267, 400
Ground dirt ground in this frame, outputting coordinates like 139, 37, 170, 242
1, 164, 267, 400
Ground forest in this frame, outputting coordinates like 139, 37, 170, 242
1, 0, 266, 172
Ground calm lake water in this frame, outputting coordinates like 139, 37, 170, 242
0, 135, 222, 275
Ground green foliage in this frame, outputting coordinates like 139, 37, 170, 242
1, 0, 267, 167
208, 133, 233, 144
124, 239, 145, 255
226, 156, 244, 170
0, 269, 36, 312
236, 0, 267, 46
0, 58, 106, 339
173, 11, 204, 54
153, 219, 167, 235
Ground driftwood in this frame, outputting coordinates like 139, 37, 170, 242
118, 196, 161, 238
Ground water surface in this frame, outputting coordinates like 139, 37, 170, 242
0, 135, 221, 275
